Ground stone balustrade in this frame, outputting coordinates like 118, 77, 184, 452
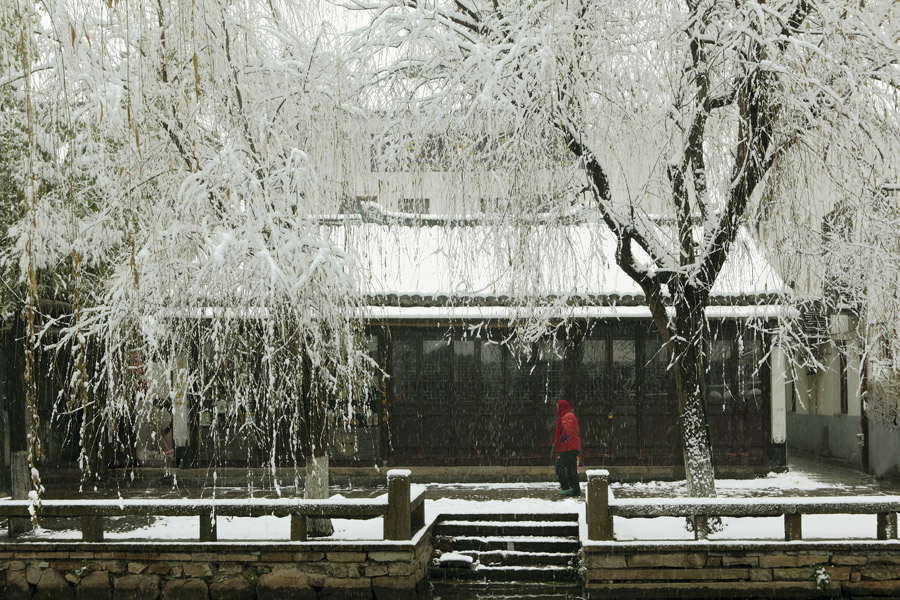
1, 470, 425, 543
0, 471, 431, 600
585, 469, 900, 542
582, 469, 900, 598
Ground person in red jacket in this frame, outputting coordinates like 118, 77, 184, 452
553, 399, 582, 497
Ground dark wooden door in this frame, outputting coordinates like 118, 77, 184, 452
573, 338, 613, 462
458, 340, 541, 464
609, 337, 640, 461
453, 339, 488, 462
533, 341, 567, 460
707, 334, 771, 466
387, 334, 423, 460
420, 338, 453, 459
732, 337, 770, 463
639, 336, 679, 462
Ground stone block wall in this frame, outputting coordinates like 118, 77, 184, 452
582, 541, 900, 598
0, 538, 433, 600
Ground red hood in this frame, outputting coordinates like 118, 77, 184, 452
557, 399, 572, 417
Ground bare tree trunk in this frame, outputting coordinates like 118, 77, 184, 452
671, 297, 717, 539
302, 355, 333, 537
304, 453, 333, 536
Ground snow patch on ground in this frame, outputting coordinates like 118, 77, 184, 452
438, 552, 474, 566
11, 514, 387, 542
614, 514, 877, 541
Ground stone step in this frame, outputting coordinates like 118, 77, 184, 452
476, 565, 580, 583
438, 535, 581, 553
430, 512, 583, 587
430, 565, 580, 583
438, 512, 579, 523
434, 521, 579, 538
459, 549, 575, 567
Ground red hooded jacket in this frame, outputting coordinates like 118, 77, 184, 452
553, 399, 581, 454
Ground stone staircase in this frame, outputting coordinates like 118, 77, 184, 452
429, 512, 582, 598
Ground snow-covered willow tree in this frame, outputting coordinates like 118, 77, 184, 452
352, 0, 900, 508
1, 0, 372, 522
811, 183, 900, 426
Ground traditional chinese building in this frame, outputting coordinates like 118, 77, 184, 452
0, 217, 791, 486
168, 217, 789, 479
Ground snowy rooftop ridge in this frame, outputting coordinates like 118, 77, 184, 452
362, 304, 791, 321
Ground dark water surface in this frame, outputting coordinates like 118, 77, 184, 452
423, 586, 771, 600
424, 582, 583, 599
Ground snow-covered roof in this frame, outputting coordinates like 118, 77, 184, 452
326, 222, 786, 305
362, 305, 792, 320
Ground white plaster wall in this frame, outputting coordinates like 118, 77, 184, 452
787, 412, 863, 467
869, 419, 900, 478
787, 344, 868, 467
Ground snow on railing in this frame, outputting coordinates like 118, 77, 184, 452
585, 470, 900, 542
0, 470, 425, 543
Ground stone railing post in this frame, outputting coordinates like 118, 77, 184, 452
384, 469, 412, 540
586, 469, 613, 541
81, 516, 104, 542
878, 512, 898, 540
8, 452, 32, 537
291, 514, 308, 541
784, 513, 802, 541
200, 510, 218, 542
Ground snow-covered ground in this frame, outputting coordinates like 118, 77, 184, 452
3, 461, 893, 542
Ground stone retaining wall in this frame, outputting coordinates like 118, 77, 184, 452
0, 534, 433, 600
582, 541, 900, 598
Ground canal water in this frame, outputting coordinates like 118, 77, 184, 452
424, 582, 583, 599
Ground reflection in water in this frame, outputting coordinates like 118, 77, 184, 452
423, 582, 583, 599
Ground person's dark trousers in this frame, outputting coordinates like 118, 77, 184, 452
555, 450, 580, 492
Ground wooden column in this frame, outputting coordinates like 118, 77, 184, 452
384, 469, 411, 540
784, 513, 802, 541
587, 469, 613, 541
